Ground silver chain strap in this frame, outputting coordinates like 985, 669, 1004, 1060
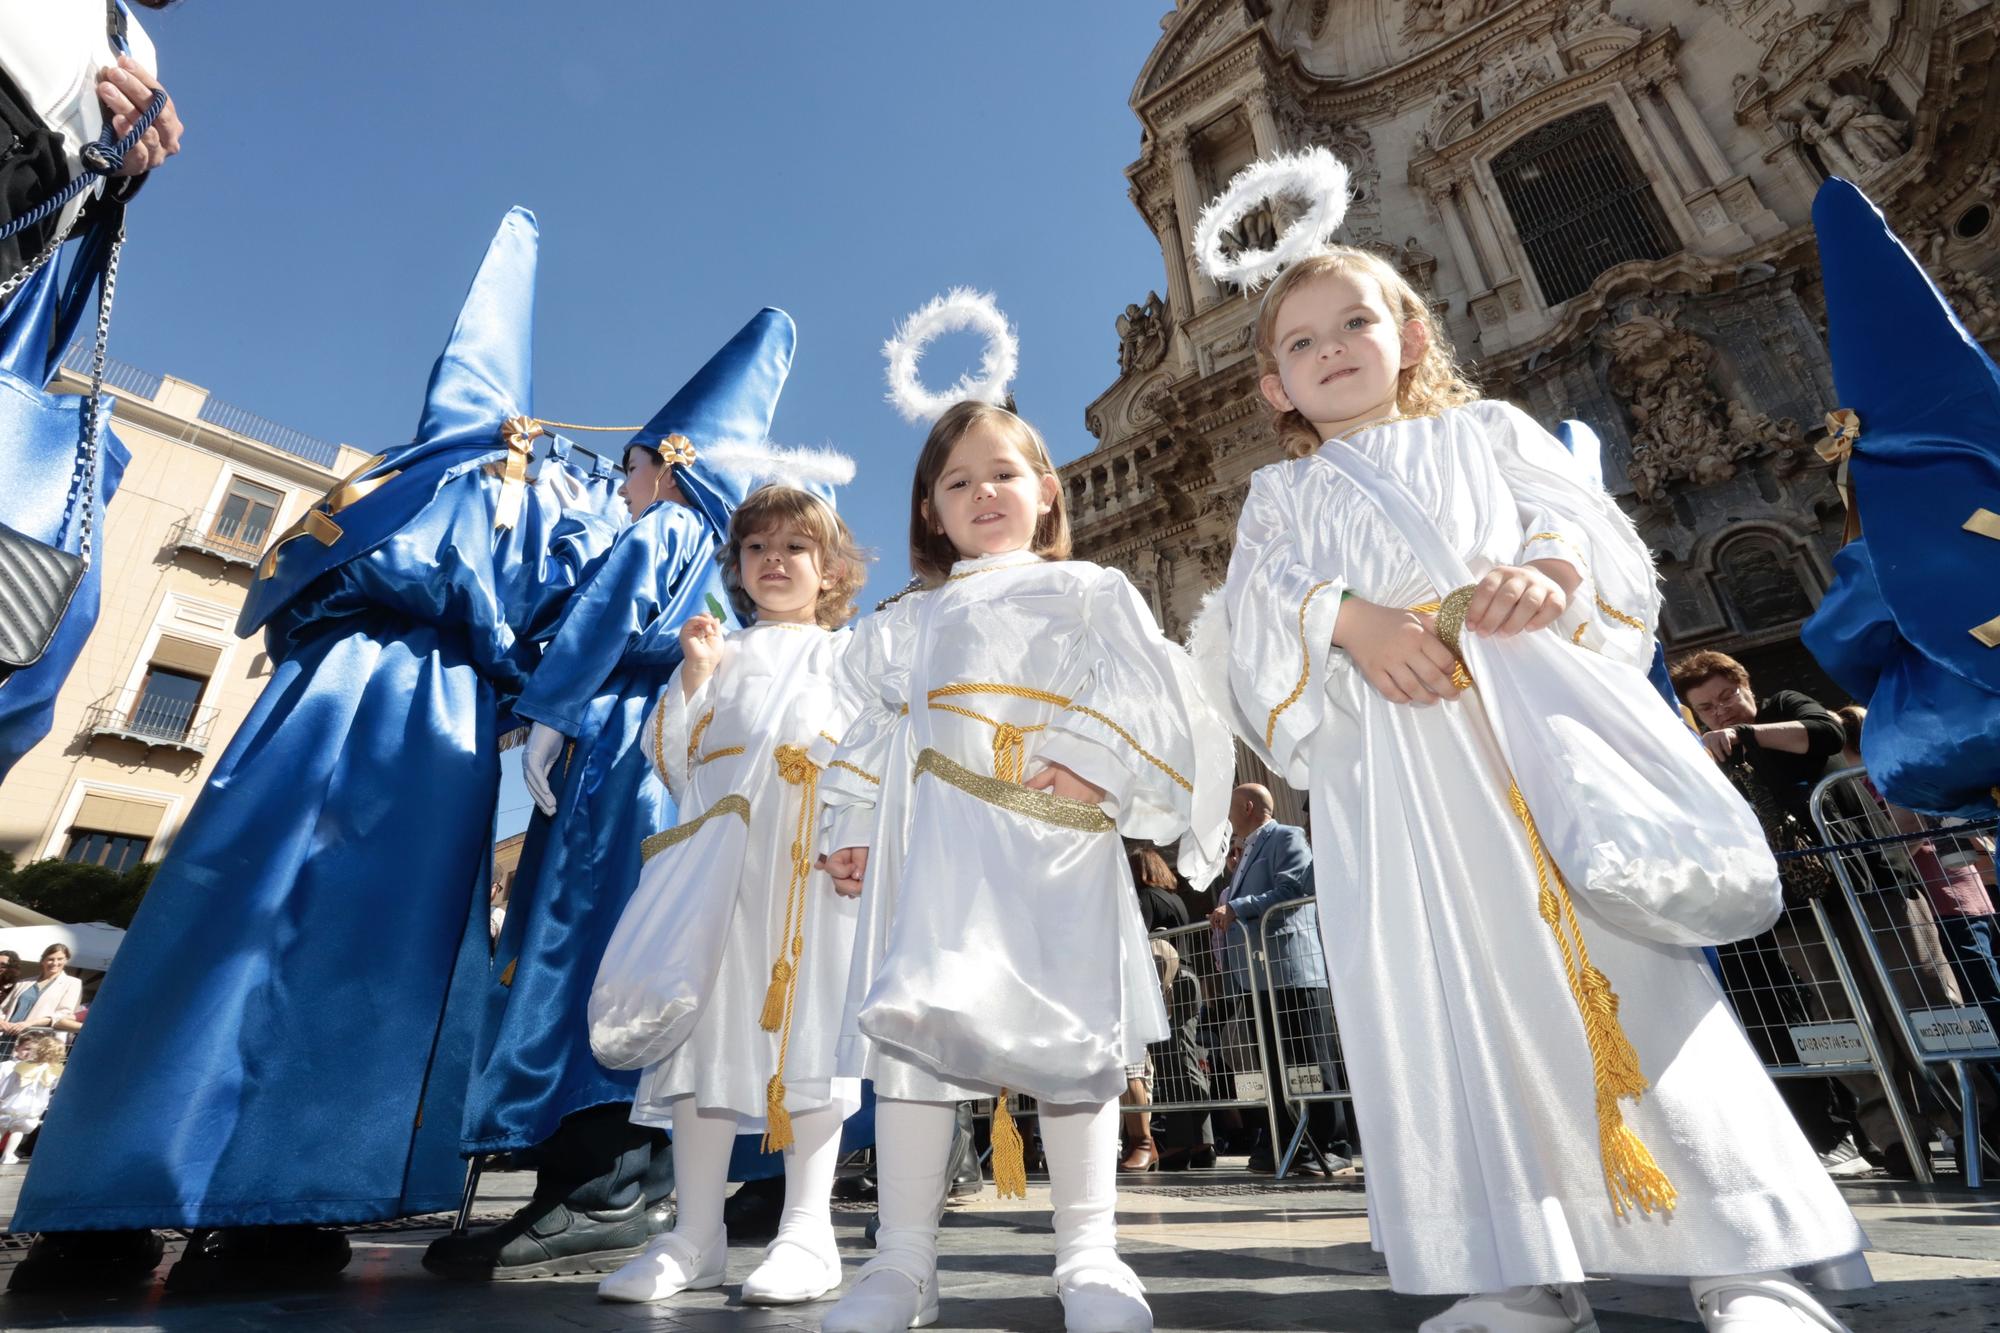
0, 204, 86, 306
68, 223, 123, 569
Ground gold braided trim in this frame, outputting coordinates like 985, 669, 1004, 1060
760, 743, 823, 1151
947, 558, 1041, 582
1572, 622, 1589, 645
652, 703, 673, 786
1507, 782, 1676, 1219
1594, 595, 1645, 632
1432, 585, 1478, 659
697, 745, 746, 766
927, 683, 1192, 794
828, 758, 881, 786
818, 731, 842, 747
641, 794, 751, 861
687, 709, 716, 768
1266, 582, 1335, 748
914, 747, 1115, 833
1526, 531, 1564, 544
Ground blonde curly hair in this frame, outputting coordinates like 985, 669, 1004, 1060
722, 485, 871, 629
1252, 247, 1480, 458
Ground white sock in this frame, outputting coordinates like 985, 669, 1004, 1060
1041, 1098, 1122, 1284
870, 1097, 956, 1285
775, 1101, 844, 1247
667, 1097, 738, 1249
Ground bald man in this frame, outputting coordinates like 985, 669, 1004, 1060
1209, 784, 1350, 1175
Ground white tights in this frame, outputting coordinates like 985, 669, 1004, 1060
872, 1096, 1121, 1286
665, 1095, 845, 1254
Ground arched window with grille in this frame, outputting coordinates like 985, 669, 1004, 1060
1491, 104, 1679, 306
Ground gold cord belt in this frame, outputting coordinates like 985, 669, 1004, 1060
759, 743, 822, 1152
923, 683, 1191, 794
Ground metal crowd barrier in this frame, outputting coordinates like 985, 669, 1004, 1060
1810, 766, 2000, 1188
1254, 897, 1354, 1177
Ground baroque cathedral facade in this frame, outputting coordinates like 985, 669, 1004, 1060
1066, 0, 1999, 706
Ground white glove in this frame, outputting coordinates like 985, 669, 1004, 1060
522, 722, 566, 818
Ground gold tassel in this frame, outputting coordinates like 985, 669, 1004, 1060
993, 723, 1027, 784
990, 1092, 1028, 1199
758, 959, 793, 1032
1510, 784, 1677, 1218
762, 1073, 794, 1153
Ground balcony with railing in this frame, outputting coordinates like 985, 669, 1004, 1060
166, 508, 275, 569
81, 687, 219, 755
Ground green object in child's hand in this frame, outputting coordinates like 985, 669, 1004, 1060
705, 593, 728, 623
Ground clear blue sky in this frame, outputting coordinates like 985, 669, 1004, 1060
111, 3, 1172, 833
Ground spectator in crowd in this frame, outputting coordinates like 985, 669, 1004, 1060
0, 0, 185, 289
0, 951, 20, 998
1675, 652, 1964, 1175
1128, 845, 1189, 933
0, 944, 80, 1058
1208, 785, 1348, 1175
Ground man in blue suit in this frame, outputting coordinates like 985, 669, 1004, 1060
1208, 784, 1350, 1174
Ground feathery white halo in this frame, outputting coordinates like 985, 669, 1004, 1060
882, 288, 1019, 425
1193, 148, 1351, 291
701, 438, 857, 488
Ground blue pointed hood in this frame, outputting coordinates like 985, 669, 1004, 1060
405, 206, 538, 467
626, 307, 796, 543
1810, 177, 2000, 692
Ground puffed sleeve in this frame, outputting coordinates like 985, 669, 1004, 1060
1478, 399, 1661, 670
1219, 465, 1348, 786
1037, 569, 1232, 883
809, 600, 917, 853
511, 506, 703, 736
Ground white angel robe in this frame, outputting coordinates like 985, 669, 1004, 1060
0, 1058, 58, 1133
1216, 401, 1868, 1295
614, 621, 862, 1130
815, 554, 1230, 1107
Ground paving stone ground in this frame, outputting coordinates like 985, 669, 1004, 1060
1, 1164, 1996, 1331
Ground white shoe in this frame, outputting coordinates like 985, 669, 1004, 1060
596, 1229, 725, 1304
819, 1265, 938, 1331
1058, 1261, 1153, 1332
1419, 1285, 1599, 1333
1692, 1273, 1851, 1332
742, 1231, 842, 1305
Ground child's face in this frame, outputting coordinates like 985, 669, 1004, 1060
738, 520, 829, 623
619, 447, 687, 520
924, 423, 1057, 563
1259, 270, 1425, 433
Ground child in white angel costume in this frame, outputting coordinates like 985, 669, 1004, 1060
1197, 156, 1868, 1333
588, 482, 871, 1306
0, 1032, 66, 1163
812, 377, 1229, 1330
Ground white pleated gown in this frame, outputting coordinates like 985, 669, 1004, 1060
1214, 400, 1869, 1295
815, 554, 1231, 1107
606, 622, 861, 1130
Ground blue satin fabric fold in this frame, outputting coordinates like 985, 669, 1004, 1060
13, 468, 580, 1230
462, 502, 732, 1152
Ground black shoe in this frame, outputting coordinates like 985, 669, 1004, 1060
421, 1192, 650, 1281
166, 1226, 351, 1294
8, 1229, 165, 1293
721, 1175, 785, 1241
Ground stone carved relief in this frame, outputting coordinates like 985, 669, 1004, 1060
1116, 292, 1172, 374
1758, 9, 1840, 86
1714, 531, 1815, 628
1795, 85, 1907, 177
1277, 105, 1382, 241
1401, 0, 1506, 49
1603, 305, 1755, 499
1907, 224, 2000, 342
1724, 399, 1809, 476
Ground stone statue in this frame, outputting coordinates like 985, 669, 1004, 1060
1802, 86, 1908, 177
1604, 307, 1756, 499
1116, 291, 1171, 373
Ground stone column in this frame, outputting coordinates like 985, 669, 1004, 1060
1459, 177, 1516, 282
1640, 84, 1704, 196
1432, 184, 1487, 293
1244, 88, 1282, 156
1660, 74, 1732, 186
1147, 197, 1197, 328
1166, 128, 1221, 309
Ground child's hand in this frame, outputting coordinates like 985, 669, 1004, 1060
820, 846, 868, 898
678, 614, 725, 695
1333, 596, 1463, 706
1463, 563, 1569, 638
1023, 761, 1108, 806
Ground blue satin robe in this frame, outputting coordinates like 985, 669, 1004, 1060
460, 498, 729, 1153
13, 461, 592, 1231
